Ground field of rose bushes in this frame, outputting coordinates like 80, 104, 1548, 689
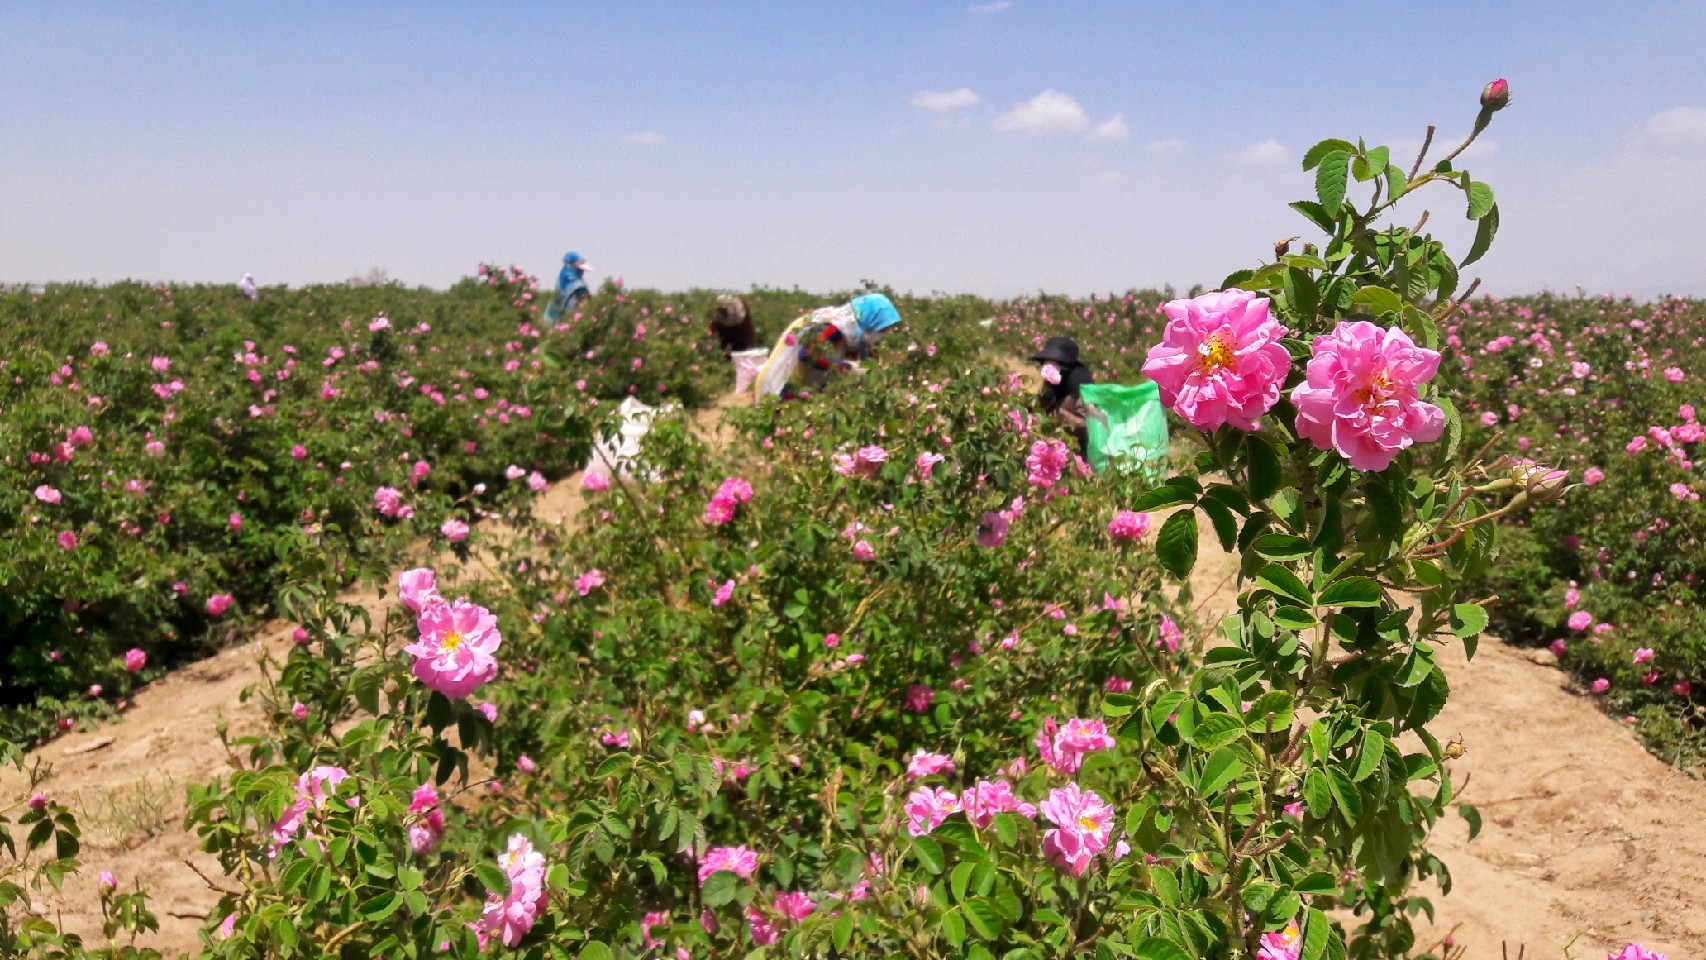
1, 90, 1680, 960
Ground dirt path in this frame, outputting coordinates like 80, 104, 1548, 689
8, 390, 1706, 959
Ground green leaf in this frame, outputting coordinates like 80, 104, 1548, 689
1134, 937, 1193, 960
1463, 203, 1499, 266
1317, 577, 1381, 608
1256, 564, 1313, 607
1247, 435, 1281, 502
1155, 511, 1199, 579
1326, 768, 1363, 820
1315, 151, 1350, 217
360, 892, 401, 921
1351, 286, 1404, 317
1274, 605, 1317, 630
1244, 690, 1296, 732
701, 870, 740, 907
1302, 908, 1331, 960
912, 836, 945, 874
1254, 534, 1311, 562
1459, 803, 1483, 841
579, 943, 615, 960
833, 911, 855, 952
1290, 200, 1336, 233
1385, 164, 1409, 202
941, 910, 966, 947
1129, 484, 1197, 512
1199, 497, 1238, 553
1352, 730, 1386, 782
1186, 713, 1245, 751
1451, 602, 1488, 639
475, 862, 509, 896
1301, 138, 1356, 171
964, 898, 1003, 939
1198, 748, 1247, 795
1303, 770, 1332, 818
1466, 180, 1495, 220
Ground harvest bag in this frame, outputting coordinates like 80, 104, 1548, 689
1079, 382, 1168, 479
730, 348, 769, 395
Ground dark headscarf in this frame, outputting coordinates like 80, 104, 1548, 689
1030, 337, 1093, 410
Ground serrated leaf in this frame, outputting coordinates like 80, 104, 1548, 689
1302, 907, 1331, 960
1185, 713, 1244, 751
1244, 691, 1295, 732
1315, 151, 1350, 217
1451, 602, 1488, 639
1303, 770, 1332, 818
1463, 203, 1498, 266
1466, 180, 1495, 220
1351, 286, 1404, 317
701, 869, 740, 907
1257, 564, 1313, 607
1199, 496, 1237, 552
1247, 435, 1281, 502
964, 898, 1003, 939
1155, 510, 1199, 579
579, 943, 615, 960
1459, 803, 1483, 841
912, 836, 945, 874
1129, 484, 1197, 512
1134, 937, 1192, 960
1353, 730, 1386, 782
1254, 534, 1312, 561
1198, 748, 1247, 795
1317, 577, 1381, 607
1302, 138, 1356, 171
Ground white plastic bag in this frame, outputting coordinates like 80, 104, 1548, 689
583, 397, 674, 483
731, 348, 769, 395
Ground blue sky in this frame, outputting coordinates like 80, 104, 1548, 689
3, 1, 1704, 296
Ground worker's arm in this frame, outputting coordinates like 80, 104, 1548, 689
1054, 394, 1090, 430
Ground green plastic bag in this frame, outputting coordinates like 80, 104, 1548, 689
1079, 382, 1169, 479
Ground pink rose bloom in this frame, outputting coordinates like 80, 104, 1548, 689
640, 911, 669, 948
1607, 944, 1668, 960
581, 472, 610, 492
516, 755, 536, 773
1591, 678, 1610, 693
229, 512, 243, 531
1039, 783, 1115, 876
398, 567, 442, 613
1157, 614, 1183, 653
1025, 438, 1070, 488
1105, 676, 1133, 692
440, 518, 469, 542
1567, 611, 1593, 631
405, 599, 502, 699
1040, 362, 1062, 384
916, 451, 945, 482
1583, 467, 1605, 486
150, 356, 171, 372
975, 510, 1011, 548
711, 579, 735, 607
904, 683, 934, 713
291, 702, 308, 720
1633, 647, 1655, 666
962, 778, 1037, 828
773, 891, 816, 924
526, 471, 548, 492
745, 906, 778, 946
1257, 919, 1304, 960
57, 530, 78, 550
574, 569, 606, 596
28, 793, 47, 810
906, 750, 955, 780
852, 539, 876, 561
1291, 321, 1445, 471
291, 444, 307, 460
477, 701, 498, 722
34, 485, 61, 504
1142, 289, 1291, 432
696, 845, 759, 885
904, 786, 960, 836
1108, 510, 1150, 542
481, 834, 547, 947
1036, 717, 1117, 775
374, 486, 403, 516
1549, 639, 1567, 658
206, 593, 234, 616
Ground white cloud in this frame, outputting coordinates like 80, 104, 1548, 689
993, 90, 1090, 136
618, 132, 666, 146
1234, 139, 1289, 166
1094, 170, 1127, 185
1643, 106, 1706, 147
1146, 139, 1188, 156
968, 1, 1012, 12
910, 88, 980, 113
1087, 114, 1130, 142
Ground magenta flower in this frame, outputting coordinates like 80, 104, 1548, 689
1567, 611, 1593, 631
405, 599, 501, 699
57, 530, 78, 550
1141, 290, 1291, 432
290, 444, 307, 460
1606, 944, 1669, 960
696, 845, 759, 886
1039, 784, 1115, 876
1256, 919, 1304, 960
1291, 321, 1445, 471
1633, 647, 1655, 665
834, 445, 889, 479
711, 579, 735, 607
581, 472, 610, 492
852, 539, 876, 562
123, 647, 147, 672
906, 750, 955, 780
1591, 678, 1610, 694
975, 510, 1011, 548
640, 912, 669, 948
206, 593, 234, 616
1026, 439, 1070, 488
904, 684, 935, 713
746, 906, 779, 946
773, 891, 816, 924
962, 779, 1037, 828
1108, 510, 1150, 542
440, 518, 469, 542
916, 452, 945, 482
291, 702, 307, 720
481, 834, 547, 947
574, 569, 606, 596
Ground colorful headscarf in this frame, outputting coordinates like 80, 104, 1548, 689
850, 294, 902, 336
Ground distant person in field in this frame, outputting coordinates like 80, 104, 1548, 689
710, 296, 757, 356
1031, 336, 1094, 452
753, 293, 903, 400
544, 252, 593, 321
238, 273, 257, 300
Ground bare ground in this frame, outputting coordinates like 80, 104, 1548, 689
7, 392, 1706, 958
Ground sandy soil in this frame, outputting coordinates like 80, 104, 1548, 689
7, 393, 1704, 958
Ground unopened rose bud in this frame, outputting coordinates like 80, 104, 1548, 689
1510, 461, 1567, 500
98, 870, 117, 892
1480, 78, 1510, 112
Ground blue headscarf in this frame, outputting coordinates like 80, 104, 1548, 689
850, 293, 901, 335
557, 252, 586, 296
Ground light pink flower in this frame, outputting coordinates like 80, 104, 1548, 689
1142, 289, 1291, 432
374, 486, 403, 516
1591, 678, 1610, 694
440, 518, 469, 542
1039, 784, 1115, 876
123, 647, 147, 672
481, 834, 547, 947
398, 568, 442, 613
1583, 467, 1605, 486
34, 485, 61, 504
906, 750, 955, 780
291, 702, 308, 720
527, 471, 548, 492
640, 911, 669, 948
1108, 510, 1150, 542
97, 870, 117, 892
852, 539, 876, 562
773, 891, 816, 924
711, 579, 735, 607
916, 452, 945, 482
1257, 919, 1304, 960
1040, 362, 1062, 384
1567, 611, 1593, 631
574, 569, 606, 595
697, 845, 759, 885
405, 599, 501, 699
1291, 321, 1445, 471
581, 471, 610, 492
904, 786, 960, 836
1633, 647, 1655, 666
962, 779, 1037, 828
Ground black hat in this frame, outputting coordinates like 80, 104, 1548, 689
1029, 336, 1080, 366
